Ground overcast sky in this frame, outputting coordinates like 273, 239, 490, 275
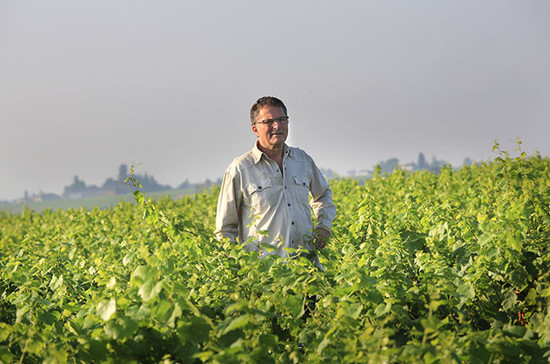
1, 1, 549, 201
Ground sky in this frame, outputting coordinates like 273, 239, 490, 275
1, 1, 549, 201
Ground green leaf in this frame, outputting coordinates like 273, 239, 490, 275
374, 302, 391, 317
258, 334, 278, 348
106, 276, 117, 290
97, 297, 116, 321
260, 242, 277, 253
0, 346, 15, 364
188, 316, 213, 343
104, 320, 124, 340
24, 339, 46, 356
104, 317, 138, 341
37, 310, 59, 326
506, 234, 522, 251
131, 265, 158, 284
0, 324, 11, 341
502, 290, 517, 311
345, 302, 363, 319
138, 280, 163, 302
220, 314, 253, 336
421, 316, 448, 333
167, 302, 183, 328
456, 282, 475, 300
154, 299, 172, 324
49, 274, 64, 291
286, 295, 304, 318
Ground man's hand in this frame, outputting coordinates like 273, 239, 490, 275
314, 227, 330, 249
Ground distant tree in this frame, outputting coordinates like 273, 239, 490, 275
417, 153, 427, 170
118, 164, 128, 181
320, 168, 336, 180
428, 156, 449, 173
463, 157, 472, 167
178, 179, 191, 190
103, 178, 128, 195
133, 174, 171, 193
378, 158, 399, 174
64, 176, 85, 193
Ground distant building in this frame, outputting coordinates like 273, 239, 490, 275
32, 192, 62, 202
402, 163, 415, 172
63, 176, 87, 199
60, 165, 173, 200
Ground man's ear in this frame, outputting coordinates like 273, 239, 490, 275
251, 124, 260, 137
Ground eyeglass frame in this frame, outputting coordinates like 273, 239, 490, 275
253, 116, 290, 126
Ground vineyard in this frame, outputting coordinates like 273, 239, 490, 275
1, 149, 549, 363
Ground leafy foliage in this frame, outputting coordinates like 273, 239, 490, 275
1, 150, 549, 362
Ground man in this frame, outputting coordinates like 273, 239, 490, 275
215, 96, 336, 269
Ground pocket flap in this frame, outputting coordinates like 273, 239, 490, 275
293, 175, 309, 188
246, 178, 272, 194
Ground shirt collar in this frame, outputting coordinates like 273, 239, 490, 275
252, 142, 291, 164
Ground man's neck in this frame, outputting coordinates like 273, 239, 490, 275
257, 142, 284, 166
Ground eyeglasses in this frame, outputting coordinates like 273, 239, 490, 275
254, 116, 289, 126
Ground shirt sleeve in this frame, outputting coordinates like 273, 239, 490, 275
214, 165, 241, 242
308, 158, 336, 233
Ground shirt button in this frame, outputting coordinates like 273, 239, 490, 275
288, 203, 291, 207
291, 221, 295, 225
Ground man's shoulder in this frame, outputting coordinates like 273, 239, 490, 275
226, 149, 257, 172
288, 145, 314, 162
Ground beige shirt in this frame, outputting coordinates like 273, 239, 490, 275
215, 142, 336, 259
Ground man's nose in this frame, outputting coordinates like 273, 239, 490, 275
272, 120, 283, 128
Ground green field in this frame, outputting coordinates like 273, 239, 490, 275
1, 151, 549, 363
0, 188, 196, 214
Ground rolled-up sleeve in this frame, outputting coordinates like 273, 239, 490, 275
309, 162, 336, 233
215, 166, 241, 242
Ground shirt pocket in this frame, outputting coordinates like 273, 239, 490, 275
292, 175, 310, 205
245, 178, 274, 212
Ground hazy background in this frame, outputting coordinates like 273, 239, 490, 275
1, 1, 549, 201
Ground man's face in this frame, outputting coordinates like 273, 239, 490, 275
252, 105, 288, 150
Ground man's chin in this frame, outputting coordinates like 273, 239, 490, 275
271, 135, 286, 143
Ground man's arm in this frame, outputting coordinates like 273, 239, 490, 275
214, 167, 241, 243
309, 161, 337, 247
